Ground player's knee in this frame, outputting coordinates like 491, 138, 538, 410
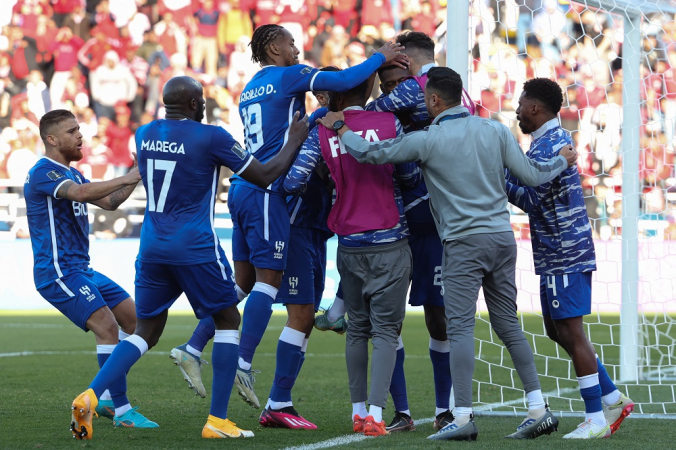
425, 314, 447, 341
92, 315, 121, 344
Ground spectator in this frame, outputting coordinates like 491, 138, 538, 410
89, 50, 138, 120
154, 12, 188, 60
77, 26, 121, 72
217, 0, 253, 55
51, 0, 79, 28
25, 69, 48, 119
320, 25, 349, 68
105, 103, 134, 177
49, 26, 84, 109
191, 0, 219, 77
62, 4, 92, 41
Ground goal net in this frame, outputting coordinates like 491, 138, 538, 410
465, 0, 676, 418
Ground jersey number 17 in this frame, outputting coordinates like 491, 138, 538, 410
147, 159, 176, 213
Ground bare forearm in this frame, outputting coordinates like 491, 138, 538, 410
100, 183, 138, 210
59, 176, 137, 203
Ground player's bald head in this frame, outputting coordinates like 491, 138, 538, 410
163, 76, 203, 106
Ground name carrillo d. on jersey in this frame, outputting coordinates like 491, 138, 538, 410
240, 84, 275, 103
140, 140, 186, 154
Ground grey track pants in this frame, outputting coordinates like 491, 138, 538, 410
442, 232, 541, 408
337, 238, 412, 408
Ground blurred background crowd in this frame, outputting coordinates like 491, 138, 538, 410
1, 0, 675, 240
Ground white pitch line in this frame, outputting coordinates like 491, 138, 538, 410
281, 388, 578, 450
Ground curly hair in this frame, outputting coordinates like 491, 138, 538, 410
250, 24, 284, 64
522, 78, 564, 114
395, 31, 435, 60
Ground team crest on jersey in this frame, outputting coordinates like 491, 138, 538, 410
47, 170, 64, 181
231, 142, 248, 160
300, 66, 312, 75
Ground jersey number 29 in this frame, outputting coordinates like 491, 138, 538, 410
147, 159, 176, 213
242, 104, 264, 153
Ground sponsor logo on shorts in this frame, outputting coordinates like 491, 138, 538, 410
79, 285, 96, 302
288, 277, 298, 295
274, 241, 285, 260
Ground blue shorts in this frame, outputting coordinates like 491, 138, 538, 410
276, 226, 329, 311
135, 260, 238, 320
38, 269, 130, 332
229, 183, 290, 271
408, 231, 444, 307
540, 272, 593, 320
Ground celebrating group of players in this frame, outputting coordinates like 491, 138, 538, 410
24, 23, 635, 442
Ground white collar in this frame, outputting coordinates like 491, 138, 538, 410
417, 63, 436, 76
44, 156, 70, 170
532, 117, 560, 140
343, 106, 364, 111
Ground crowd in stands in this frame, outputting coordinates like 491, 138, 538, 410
1, 0, 676, 239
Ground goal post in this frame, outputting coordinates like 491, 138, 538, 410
446, 0, 676, 417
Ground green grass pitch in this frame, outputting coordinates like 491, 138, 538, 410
1, 311, 674, 449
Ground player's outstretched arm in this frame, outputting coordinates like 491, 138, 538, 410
55, 159, 141, 207
91, 153, 142, 211
240, 111, 309, 188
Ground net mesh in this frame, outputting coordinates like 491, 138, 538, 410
468, 0, 676, 417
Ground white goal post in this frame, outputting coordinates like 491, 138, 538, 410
446, 0, 676, 418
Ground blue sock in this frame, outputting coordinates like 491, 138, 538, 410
429, 338, 452, 411
96, 345, 129, 409
296, 338, 308, 377
270, 327, 305, 404
91, 336, 148, 399
579, 373, 603, 413
239, 283, 276, 365
596, 358, 618, 396
210, 330, 239, 419
187, 317, 216, 353
389, 337, 409, 413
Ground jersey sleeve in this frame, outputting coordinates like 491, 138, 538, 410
284, 127, 322, 195
210, 126, 254, 175
366, 79, 421, 114
281, 65, 321, 95
29, 165, 72, 198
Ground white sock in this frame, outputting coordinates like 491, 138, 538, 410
454, 407, 472, 425
586, 411, 607, 426
186, 344, 202, 358
327, 297, 346, 322
235, 284, 248, 302
118, 330, 130, 341
115, 404, 132, 417
238, 357, 252, 371
99, 390, 112, 401
269, 400, 293, 410
526, 389, 546, 412
602, 390, 621, 406
398, 409, 411, 416
352, 401, 367, 419
435, 407, 449, 416
368, 405, 383, 423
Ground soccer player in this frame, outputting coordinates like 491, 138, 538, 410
175, 24, 407, 410
286, 75, 420, 437
69, 76, 309, 440
324, 66, 578, 441
25, 109, 157, 430
367, 32, 454, 433
506, 78, 634, 439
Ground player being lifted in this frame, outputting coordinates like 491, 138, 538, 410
170, 24, 408, 411
506, 78, 634, 439
69, 76, 309, 440
25, 110, 157, 431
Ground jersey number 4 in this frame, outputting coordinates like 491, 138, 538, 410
242, 103, 264, 153
147, 159, 176, 213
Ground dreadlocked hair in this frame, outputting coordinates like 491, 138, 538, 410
250, 24, 284, 64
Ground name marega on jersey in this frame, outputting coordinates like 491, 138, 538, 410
140, 140, 186, 154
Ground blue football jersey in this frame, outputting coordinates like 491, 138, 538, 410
234, 64, 320, 192
135, 119, 253, 265
25, 157, 91, 289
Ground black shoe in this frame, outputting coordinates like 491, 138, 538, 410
386, 411, 415, 433
433, 410, 454, 431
